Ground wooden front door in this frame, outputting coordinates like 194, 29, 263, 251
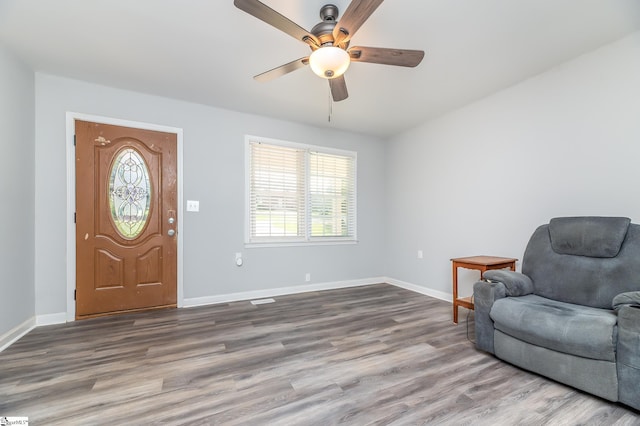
75, 120, 178, 319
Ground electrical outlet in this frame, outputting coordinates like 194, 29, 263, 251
417, 250, 423, 259
305, 273, 311, 282
186, 200, 199, 212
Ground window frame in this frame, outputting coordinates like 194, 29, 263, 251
245, 135, 357, 247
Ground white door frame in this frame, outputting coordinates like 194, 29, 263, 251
65, 112, 184, 321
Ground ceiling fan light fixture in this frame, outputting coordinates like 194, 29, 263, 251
309, 46, 350, 79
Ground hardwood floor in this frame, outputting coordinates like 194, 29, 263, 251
1, 284, 638, 425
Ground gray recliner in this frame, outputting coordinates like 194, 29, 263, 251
473, 216, 640, 411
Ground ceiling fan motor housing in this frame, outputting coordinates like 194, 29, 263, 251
312, 4, 342, 46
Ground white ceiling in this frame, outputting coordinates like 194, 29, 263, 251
1, 0, 639, 138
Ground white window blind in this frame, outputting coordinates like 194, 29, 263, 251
309, 151, 355, 239
249, 142, 306, 241
247, 137, 357, 245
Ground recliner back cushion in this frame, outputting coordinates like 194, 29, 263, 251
522, 218, 640, 309
549, 216, 630, 258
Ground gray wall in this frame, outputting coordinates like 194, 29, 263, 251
385, 31, 640, 300
0, 44, 35, 335
34, 74, 387, 316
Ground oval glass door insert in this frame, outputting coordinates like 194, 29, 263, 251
109, 148, 151, 239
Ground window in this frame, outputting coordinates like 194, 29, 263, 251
246, 136, 356, 245
109, 148, 151, 239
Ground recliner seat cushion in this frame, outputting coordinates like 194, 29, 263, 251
490, 294, 618, 361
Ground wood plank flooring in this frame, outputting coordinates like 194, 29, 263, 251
1, 284, 638, 425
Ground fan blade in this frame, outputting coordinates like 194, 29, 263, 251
254, 57, 309, 82
329, 76, 349, 102
349, 46, 424, 67
333, 0, 384, 46
234, 0, 320, 47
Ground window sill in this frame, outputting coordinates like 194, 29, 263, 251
245, 240, 358, 249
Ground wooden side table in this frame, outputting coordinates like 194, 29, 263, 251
451, 255, 518, 324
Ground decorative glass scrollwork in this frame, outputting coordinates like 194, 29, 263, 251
109, 148, 151, 239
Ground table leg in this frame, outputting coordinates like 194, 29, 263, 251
452, 262, 459, 324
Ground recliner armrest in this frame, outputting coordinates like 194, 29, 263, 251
473, 280, 507, 354
616, 305, 640, 411
618, 304, 640, 331
613, 291, 640, 311
483, 270, 533, 297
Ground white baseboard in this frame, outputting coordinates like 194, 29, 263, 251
183, 277, 387, 308
183, 277, 451, 308
36, 312, 68, 326
0, 317, 36, 353
385, 277, 452, 302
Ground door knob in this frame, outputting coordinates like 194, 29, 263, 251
168, 217, 175, 224
167, 229, 176, 237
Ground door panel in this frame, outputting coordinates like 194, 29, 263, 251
75, 120, 177, 319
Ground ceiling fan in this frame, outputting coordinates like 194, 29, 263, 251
234, 0, 425, 102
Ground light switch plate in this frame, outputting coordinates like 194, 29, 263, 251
186, 200, 199, 212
